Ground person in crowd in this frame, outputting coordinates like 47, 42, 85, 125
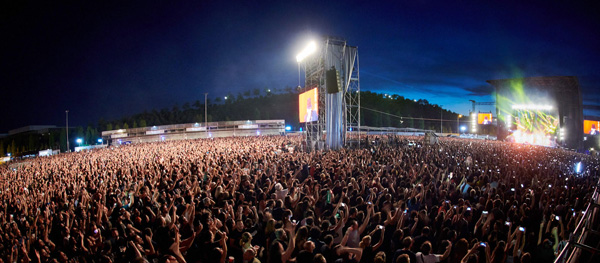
415, 241, 452, 263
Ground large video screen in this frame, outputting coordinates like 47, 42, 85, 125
477, 113, 493, 125
584, 120, 600, 135
508, 109, 559, 147
299, 88, 319, 123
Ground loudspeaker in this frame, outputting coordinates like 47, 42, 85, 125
326, 67, 341, 94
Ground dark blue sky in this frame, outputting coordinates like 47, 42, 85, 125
1, 1, 599, 132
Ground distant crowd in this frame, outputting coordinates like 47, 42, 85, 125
0, 135, 598, 263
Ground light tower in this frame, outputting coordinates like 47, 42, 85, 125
296, 36, 360, 151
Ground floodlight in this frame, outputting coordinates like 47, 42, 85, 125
285, 125, 292, 131
575, 162, 582, 174
76, 138, 82, 144
511, 104, 553, 110
296, 41, 317, 62
97, 138, 103, 143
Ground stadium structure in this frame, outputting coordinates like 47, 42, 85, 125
101, 120, 285, 145
488, 76, 583, 150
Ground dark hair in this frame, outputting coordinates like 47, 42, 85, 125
402, 236, 413, 248
324, 234, 334, 245
421, 241, 432, 255
396, 254, 410, 263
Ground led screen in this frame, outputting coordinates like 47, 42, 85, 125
299, 88, 318, 123
584, 120, 600, 135
477, 113, 493, 125
508, 109, 558, 147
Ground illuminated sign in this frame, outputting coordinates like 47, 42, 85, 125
478, 113, 492, 125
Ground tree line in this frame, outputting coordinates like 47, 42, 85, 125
1, 88, 476, 156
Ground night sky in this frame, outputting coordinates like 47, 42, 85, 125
1, 1, 599, 132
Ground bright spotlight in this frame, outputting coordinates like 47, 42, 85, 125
575, 162, 582, 174
511, 104, 553, 110
76, 138, 82, 144
97, 138, 103, 143
460, 126, 467, 132
285, 125, 292, 131
296, 41, 317, 62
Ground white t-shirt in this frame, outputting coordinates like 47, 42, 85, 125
415, 252, 441, 263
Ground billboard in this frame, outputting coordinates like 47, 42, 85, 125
299, 88, 319, 123
477, 113, 493, 125
584, 120, 600, 135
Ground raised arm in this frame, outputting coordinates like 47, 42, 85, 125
358, 205, 373, 235
372, 227, 385, 251
439, 241, 453, 261
281, 222, 297, 263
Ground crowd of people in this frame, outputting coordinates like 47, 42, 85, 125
0, 135, 598, 263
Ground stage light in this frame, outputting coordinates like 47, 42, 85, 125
285, 125, 292, 131
296, 41, 317, 62
460, 126, 467, 132
76, 138, 83, 144
257, 131, 261, 135
97, 138, 103, 143
511, 104, 553, 110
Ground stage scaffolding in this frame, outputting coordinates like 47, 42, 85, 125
299, 36, 360, 151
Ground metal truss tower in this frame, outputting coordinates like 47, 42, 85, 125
299, 36, 360, 151
300, 45, 326, 151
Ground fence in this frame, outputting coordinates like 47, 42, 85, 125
554, 176, 600, 263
